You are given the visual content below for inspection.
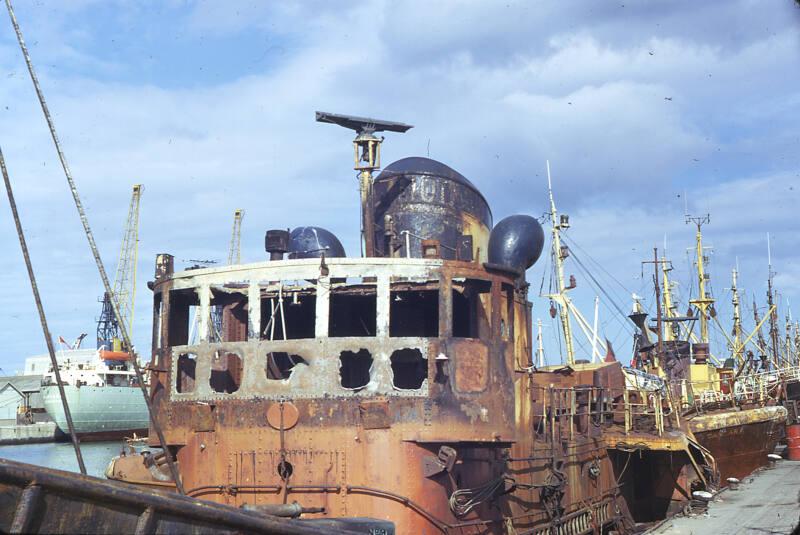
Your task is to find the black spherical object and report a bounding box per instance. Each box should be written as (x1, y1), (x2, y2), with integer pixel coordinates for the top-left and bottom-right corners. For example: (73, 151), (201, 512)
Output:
(287, 226), (346, 259)
(488, 215), (545, 274)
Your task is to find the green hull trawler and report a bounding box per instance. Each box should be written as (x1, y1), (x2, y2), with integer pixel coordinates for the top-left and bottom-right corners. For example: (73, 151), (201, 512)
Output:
(41, 349), (149, 439)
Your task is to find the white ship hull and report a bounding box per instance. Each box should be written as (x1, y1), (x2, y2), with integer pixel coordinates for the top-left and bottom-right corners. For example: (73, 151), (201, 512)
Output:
(42, 385), (149, 438)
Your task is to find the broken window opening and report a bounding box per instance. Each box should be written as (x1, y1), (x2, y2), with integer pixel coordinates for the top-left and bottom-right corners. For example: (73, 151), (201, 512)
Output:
(329, 283), (377, 337)
(339, 349), (373, 390)
(176, 352), (197, 393)
(152, 293), (163, 351)
(210, 351), (243, 394)
(265, 352), (308, 380)
(210, 305), (224, 343)
(390, 348), (428, 390)
(452, 279), (492, 338)
(211, 289), (249, 342)
(434, 356), (449, 385)
(261, 284), (317, 341)
(390, 288), (439, 337)
(501, 283), (514, 340)
(167, 289), (199, 346)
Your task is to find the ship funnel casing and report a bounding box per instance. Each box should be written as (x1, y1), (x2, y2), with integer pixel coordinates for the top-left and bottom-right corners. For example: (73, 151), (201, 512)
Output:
(287, 226), (346, 259)
(372, 157), (492, 261)
(265, 229), (290, 260)
(487, 214), (545, 274)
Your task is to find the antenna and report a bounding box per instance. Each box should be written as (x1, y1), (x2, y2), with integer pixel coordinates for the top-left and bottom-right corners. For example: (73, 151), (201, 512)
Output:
(685, 212), (710, 228)
(316, 111), (413, 257)
(767, 232), (772, 271)
(591, 296), (600, 363)
(683, 190), (688, 218)
(546, 159), (559, 218)
(315, 111), (413, 135)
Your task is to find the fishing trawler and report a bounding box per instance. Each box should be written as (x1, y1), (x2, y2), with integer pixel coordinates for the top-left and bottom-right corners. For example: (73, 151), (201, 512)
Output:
(105, 112), (717, 533)
(630, 217), (787, 483)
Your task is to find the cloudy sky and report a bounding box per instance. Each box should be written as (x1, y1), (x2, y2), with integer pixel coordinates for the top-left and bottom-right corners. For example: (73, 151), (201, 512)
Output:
(0, 0), (798, 372)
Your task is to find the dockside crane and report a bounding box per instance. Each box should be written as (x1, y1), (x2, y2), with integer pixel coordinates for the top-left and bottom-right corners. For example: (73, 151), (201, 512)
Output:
(228, 208), (244, 265)
(97, 184), (143, 351)
(205, 209), (245, 343)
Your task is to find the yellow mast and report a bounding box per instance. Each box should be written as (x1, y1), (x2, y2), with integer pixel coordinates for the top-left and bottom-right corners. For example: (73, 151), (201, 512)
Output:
(545, 161), (575, 366)
(687, 215), (713, 344)
(661, 257), (677, 342)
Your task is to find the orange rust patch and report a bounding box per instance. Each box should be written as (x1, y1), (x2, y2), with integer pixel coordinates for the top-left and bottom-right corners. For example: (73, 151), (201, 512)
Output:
(453, 340), (488, 393)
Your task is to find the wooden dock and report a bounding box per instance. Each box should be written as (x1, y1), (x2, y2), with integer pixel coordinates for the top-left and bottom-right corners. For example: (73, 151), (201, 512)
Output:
(648, 459), (800, 534)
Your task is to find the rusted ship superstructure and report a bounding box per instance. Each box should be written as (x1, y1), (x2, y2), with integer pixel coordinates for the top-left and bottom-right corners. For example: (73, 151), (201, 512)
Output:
(105, 113), (716, 533)
(630, 218), (788, 483)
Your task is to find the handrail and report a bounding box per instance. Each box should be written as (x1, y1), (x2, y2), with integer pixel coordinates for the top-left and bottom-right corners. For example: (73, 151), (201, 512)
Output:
(531, 383), (675, 438)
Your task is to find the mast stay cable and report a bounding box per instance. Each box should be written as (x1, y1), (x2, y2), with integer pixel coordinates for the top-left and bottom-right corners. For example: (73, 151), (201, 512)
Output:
(0, 147), (87, 474)
(4, 0), (184, 493)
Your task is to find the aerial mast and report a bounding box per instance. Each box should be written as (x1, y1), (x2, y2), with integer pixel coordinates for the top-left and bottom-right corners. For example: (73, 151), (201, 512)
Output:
(661, 256), (678, 341)
(753, 296), (769, 369)
(730, 267), (744, 365)
(785, 309), (793, 367)
(794, 321), (800, 367)
(766, 233), (782, 368)
(686, 214), (713, 344)
(537, 319), (545, 368)
(545, 161), (575, 366)
(641, 249), (670, 362)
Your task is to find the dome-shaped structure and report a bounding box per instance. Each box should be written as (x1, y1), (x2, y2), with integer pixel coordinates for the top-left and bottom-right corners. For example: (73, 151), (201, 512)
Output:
(488, 215), (545, 275)
(287, 226), (346, 259)
(372, 157), (492, 261)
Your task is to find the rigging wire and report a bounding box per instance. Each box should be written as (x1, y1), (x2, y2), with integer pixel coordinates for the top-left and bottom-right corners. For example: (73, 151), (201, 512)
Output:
(561, 234), (631, 297)
(562, 245), (632, 334)
(4, 0), (184, 493)
(0, 147), (86, 474)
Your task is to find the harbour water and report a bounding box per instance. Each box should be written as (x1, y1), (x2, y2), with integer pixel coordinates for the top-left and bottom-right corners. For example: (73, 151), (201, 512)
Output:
(0, 441), (122, 478)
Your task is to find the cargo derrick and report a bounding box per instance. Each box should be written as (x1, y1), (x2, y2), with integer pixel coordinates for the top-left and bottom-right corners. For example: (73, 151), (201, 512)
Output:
(110, 115), (711, 533)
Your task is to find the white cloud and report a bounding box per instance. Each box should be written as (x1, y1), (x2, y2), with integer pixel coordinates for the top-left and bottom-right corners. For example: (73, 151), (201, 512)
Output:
(0, 0), (798, 370)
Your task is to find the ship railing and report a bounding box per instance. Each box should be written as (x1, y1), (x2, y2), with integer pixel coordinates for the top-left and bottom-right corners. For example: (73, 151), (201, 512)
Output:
(677, 368), (795, 413)
(533, 384), (676, 440)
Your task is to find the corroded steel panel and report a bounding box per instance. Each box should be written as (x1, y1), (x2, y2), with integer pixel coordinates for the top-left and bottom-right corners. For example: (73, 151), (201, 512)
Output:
(122, 257), (712, 533)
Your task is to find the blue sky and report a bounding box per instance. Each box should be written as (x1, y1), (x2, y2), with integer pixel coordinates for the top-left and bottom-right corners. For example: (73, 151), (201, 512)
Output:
(0, 0), (799, 372)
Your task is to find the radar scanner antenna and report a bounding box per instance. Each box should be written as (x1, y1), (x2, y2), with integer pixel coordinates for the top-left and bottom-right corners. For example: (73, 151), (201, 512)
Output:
(316, 111), (413, 257)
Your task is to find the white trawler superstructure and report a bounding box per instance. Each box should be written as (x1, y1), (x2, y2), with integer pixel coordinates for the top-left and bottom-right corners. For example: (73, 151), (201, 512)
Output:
(40, 349), (148, 438)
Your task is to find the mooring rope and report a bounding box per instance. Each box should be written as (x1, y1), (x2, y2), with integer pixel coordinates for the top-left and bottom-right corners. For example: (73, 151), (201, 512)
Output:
(0, 147), (86, 474)
(4, 0), (184, 493)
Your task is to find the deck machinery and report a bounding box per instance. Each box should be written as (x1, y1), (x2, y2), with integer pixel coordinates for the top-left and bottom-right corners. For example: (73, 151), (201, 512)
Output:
(109, 114), (714, 534)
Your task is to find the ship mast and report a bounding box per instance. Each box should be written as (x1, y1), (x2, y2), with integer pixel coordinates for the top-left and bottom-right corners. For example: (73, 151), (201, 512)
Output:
(794, 321), (800, 367)
(686, 214), (713, 344)
(730, 267), (744, 365)
(545, 161), (575, 366)
(536, 319), (545, 368)
(785, 310), (793, 367)
(766, 233), (782, 368)
(661, 255), (678, 341)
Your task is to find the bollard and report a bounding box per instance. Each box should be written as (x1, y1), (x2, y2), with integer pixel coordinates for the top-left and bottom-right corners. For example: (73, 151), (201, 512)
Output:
(767, 453), (782, 469)
(726, 477), (740, 490)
